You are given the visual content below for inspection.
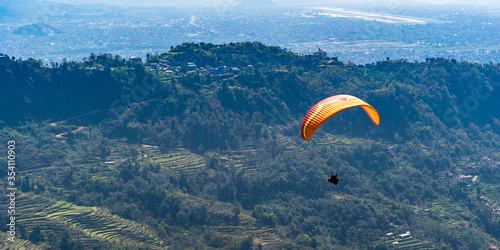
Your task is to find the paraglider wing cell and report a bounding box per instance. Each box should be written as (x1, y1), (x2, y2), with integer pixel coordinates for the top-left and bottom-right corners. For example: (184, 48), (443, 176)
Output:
(301, 95), (379, 141)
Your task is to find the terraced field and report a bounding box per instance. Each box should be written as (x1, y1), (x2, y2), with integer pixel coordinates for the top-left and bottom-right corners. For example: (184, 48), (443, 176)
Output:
(12, 135), (389, 248)
(315, 133), (368, 147)
(477, 181), (500, 205)
(384, 237), (433, 249)
(107, 139), (136, 162)
(174, 192), (283, 247)
(14, 195), (166, 249)
(0, 233), (42, 250)
(125, 145), (285, 246)
(429, 190), (500, 247)
(46, 132), (373, 181)
(146, 147), (206, 174)
(239, 214), (282, 245)
(210, 212), (282, 246)
(431, 199), (473, 227)
(226, 133), (368, 176)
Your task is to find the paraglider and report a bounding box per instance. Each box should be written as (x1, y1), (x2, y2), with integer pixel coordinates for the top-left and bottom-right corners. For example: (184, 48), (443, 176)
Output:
(328, 170), (339, 185)
(301, 94), (380, 185)
(301, 94), (380, 141)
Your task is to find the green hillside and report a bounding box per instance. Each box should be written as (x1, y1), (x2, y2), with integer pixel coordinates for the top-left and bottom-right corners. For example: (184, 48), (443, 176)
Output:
(0, 42), (499, 249)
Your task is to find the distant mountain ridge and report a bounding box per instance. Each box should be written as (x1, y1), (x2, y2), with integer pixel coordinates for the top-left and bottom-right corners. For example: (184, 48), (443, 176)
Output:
(0, 0), (39, 22)
(237, 0), (275, 8)
(0, 0), (69, 23)
(13, 23), (64, 36)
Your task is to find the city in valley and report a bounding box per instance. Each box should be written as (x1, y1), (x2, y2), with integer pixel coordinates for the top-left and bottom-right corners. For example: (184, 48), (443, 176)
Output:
(0, 0), (499, 64)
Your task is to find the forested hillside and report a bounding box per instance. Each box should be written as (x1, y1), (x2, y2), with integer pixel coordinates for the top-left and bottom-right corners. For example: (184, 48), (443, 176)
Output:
(0, 42), (499, 249)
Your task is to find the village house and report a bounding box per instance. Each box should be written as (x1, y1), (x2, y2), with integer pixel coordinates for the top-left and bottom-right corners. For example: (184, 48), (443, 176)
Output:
(464, 165), (479, 174)
(398, 231), (411, 240)
(481, 156), (491, 163)
(460, 157), (471, 165)
(187, 62), (197, 71)
(495, 207), (500, 216)
(84, 59), (95, 66)
(0, 55), (9, 62)
(129, 56), (142, 63)
(458, 174), (475, 184)
(148, 63), (160, 71)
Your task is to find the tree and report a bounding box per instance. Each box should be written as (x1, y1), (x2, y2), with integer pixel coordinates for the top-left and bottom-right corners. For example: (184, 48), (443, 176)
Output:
(60, 231), (75, 250)
(0, 157), (7, 178)
(340, 225), (347, 245)
(129, 147), (140, 160)
(21, 176), (31, 192)
(232, 207), (241, 225)
(29, 226), (44, 244)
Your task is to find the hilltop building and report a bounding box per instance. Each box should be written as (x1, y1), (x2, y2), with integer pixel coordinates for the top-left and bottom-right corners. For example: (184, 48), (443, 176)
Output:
(313, 48), (328, 60)
(294, 48), (328, 61)
(129, 56), (142, 63)
(0, 55), (9, 62)
(294, 48), (329, 66)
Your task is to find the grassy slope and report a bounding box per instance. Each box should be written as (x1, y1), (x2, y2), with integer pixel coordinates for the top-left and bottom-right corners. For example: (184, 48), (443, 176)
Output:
(14, 196), (165, 249)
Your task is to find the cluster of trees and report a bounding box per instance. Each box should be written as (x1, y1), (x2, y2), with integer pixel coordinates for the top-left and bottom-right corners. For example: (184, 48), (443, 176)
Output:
(159, 42), (294, 68)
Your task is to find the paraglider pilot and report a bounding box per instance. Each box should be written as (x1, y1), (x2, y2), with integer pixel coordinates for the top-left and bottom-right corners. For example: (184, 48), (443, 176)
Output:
(328, 170), (339, 185)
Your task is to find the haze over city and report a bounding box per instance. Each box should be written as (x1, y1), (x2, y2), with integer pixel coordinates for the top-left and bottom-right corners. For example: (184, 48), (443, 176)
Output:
(1, 0), (498, 64)
(40, 0), (500, 7)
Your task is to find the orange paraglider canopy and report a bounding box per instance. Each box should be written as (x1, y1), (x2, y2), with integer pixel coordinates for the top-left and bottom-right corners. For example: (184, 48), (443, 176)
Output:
(301, 95), (379, 141)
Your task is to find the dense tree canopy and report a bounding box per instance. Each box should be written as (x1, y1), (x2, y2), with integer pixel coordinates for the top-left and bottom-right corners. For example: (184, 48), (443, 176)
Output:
(0, 43), (499, 249)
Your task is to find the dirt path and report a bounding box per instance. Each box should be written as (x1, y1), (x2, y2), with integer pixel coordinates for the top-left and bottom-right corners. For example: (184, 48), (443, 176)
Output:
(49, 110), (103, 126)
(137, 144), (159, 159)
(55, 126), (85, 138)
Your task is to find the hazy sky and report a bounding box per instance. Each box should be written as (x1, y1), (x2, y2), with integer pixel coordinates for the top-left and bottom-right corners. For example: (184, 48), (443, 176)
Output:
(42, 0), (499, 7)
